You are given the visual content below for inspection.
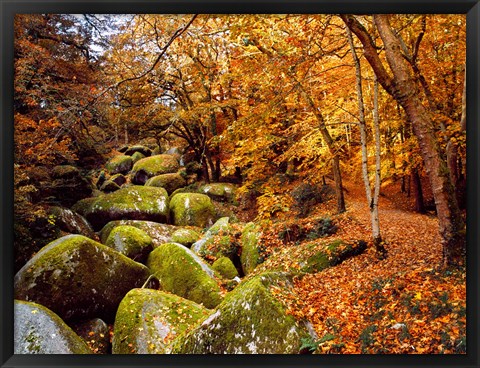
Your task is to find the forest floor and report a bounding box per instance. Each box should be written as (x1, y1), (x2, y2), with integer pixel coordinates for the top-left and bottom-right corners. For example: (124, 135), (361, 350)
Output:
(252, 179), (466, 354)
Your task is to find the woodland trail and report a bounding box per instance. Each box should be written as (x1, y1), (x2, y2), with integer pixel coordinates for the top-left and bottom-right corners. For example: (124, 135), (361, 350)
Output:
(292, 182), (464, 354)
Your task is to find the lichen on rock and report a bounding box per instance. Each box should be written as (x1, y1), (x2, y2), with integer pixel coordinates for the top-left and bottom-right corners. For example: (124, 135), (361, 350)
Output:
(14, 300), (90, 354)
(170, 272), (313, 354)
(14, 234), (152, 322)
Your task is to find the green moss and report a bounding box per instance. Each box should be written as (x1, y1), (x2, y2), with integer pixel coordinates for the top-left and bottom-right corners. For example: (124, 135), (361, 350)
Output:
(171, 228), (201, 247)
(212, 257), (238, 279)
(14, 234), (151, 322)
(300, 240), (367, 273)
(146, 243), (222, 309)
(130, 151), (145, 164)
(132, 154), (180, 177)
(71, 186), (169, 230)
(105, 225), (154, 263)
(145, 173), (186, 195)
(169, 193), (216, 228)
(112, 288), (209, 354)
(99, 220), (177, 248)
(240, 222), (262, 275)
(105, 155), (133, 175)
(171, 272), (310, 354)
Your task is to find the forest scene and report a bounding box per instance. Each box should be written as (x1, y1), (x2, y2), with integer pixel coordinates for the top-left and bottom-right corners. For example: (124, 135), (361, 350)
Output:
(13, 13), (467, 355)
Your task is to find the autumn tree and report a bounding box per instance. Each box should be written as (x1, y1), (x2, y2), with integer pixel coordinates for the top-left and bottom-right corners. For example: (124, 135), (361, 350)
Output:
(342, 14), (465, 266)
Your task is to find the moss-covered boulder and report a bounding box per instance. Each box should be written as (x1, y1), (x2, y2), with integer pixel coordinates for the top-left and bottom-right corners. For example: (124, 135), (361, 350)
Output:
(131, 155), (180, 185)
(130, 151), (145, 164)
(146, 243), (223, 308)
(48, 206), (96, 240)
(212, 257), (239, 279)
(104, 225), (154, 263)
(300, 240), (367, 273)
(171, 228), (202, 248)
(170, 272), (313, 354)
(125, 145), (152, 157)
(112, 288), (210, 354)
(169, 193), (216, 228)
(99, 220), (177, 248)
(14, 300), (90, 354)
(72, 186), (169, 231)
(145, 173), (186, 195)
(105, 155), (133, 175)
(14, 235), (152, 322)
(240, 222), (263, 275)
(199, 183), (237, 203)
(71, 318), (110, 354)
(100, 180), (121, 193)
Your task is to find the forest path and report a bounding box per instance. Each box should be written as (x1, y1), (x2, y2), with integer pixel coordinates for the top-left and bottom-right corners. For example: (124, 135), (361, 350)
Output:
(293, 181), (452, 353)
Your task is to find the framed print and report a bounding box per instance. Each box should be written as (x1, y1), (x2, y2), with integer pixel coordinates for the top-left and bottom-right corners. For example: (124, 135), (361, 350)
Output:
(1, 1), (479, 367)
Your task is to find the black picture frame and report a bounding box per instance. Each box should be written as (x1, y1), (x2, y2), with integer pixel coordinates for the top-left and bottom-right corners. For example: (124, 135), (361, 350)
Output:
(1, 1), (478, 367)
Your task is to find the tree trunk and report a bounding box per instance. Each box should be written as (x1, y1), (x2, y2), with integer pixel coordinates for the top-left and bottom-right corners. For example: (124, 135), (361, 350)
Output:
(347, 27), (385, 257)
(342, 14), (465, 266)
(296, 82), (346, 213)
(412, 168), (426, 214)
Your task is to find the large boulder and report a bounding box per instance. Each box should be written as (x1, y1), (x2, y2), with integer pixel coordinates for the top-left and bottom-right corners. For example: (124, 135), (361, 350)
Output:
(131, 155), (180, 185)
(72, 186), (169, 231)
(171, 228), (202, 248)
(14, 300), (90, 354)
(105, 225), (154, 263)
(47, 206), (96, 240)
(169, 193), (216, 228)
(99, 220), (177, 248)
(105, 155), (133, 175)
(146, 243), (223, 309)
(112, 288), (210, 354)
(170, 272), (314, 354)
(145, 173), (186, 195)
(240, 222), (263, 275)
(199, 183), (237, 203)
(14, 234), (152, 322)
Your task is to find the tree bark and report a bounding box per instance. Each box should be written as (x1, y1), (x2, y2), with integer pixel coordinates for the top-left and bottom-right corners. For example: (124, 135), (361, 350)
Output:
(412, 168), (426, 214)
(342, 14), (465, 266)
(346, 27), (385, 257)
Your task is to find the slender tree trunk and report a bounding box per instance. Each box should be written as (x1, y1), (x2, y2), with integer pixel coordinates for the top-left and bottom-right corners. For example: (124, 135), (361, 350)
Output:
(342, 14), (465, 266)
(296, 83), (346, 213)
(347, 27), (386, 258)
(372, 76), (386, 256)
